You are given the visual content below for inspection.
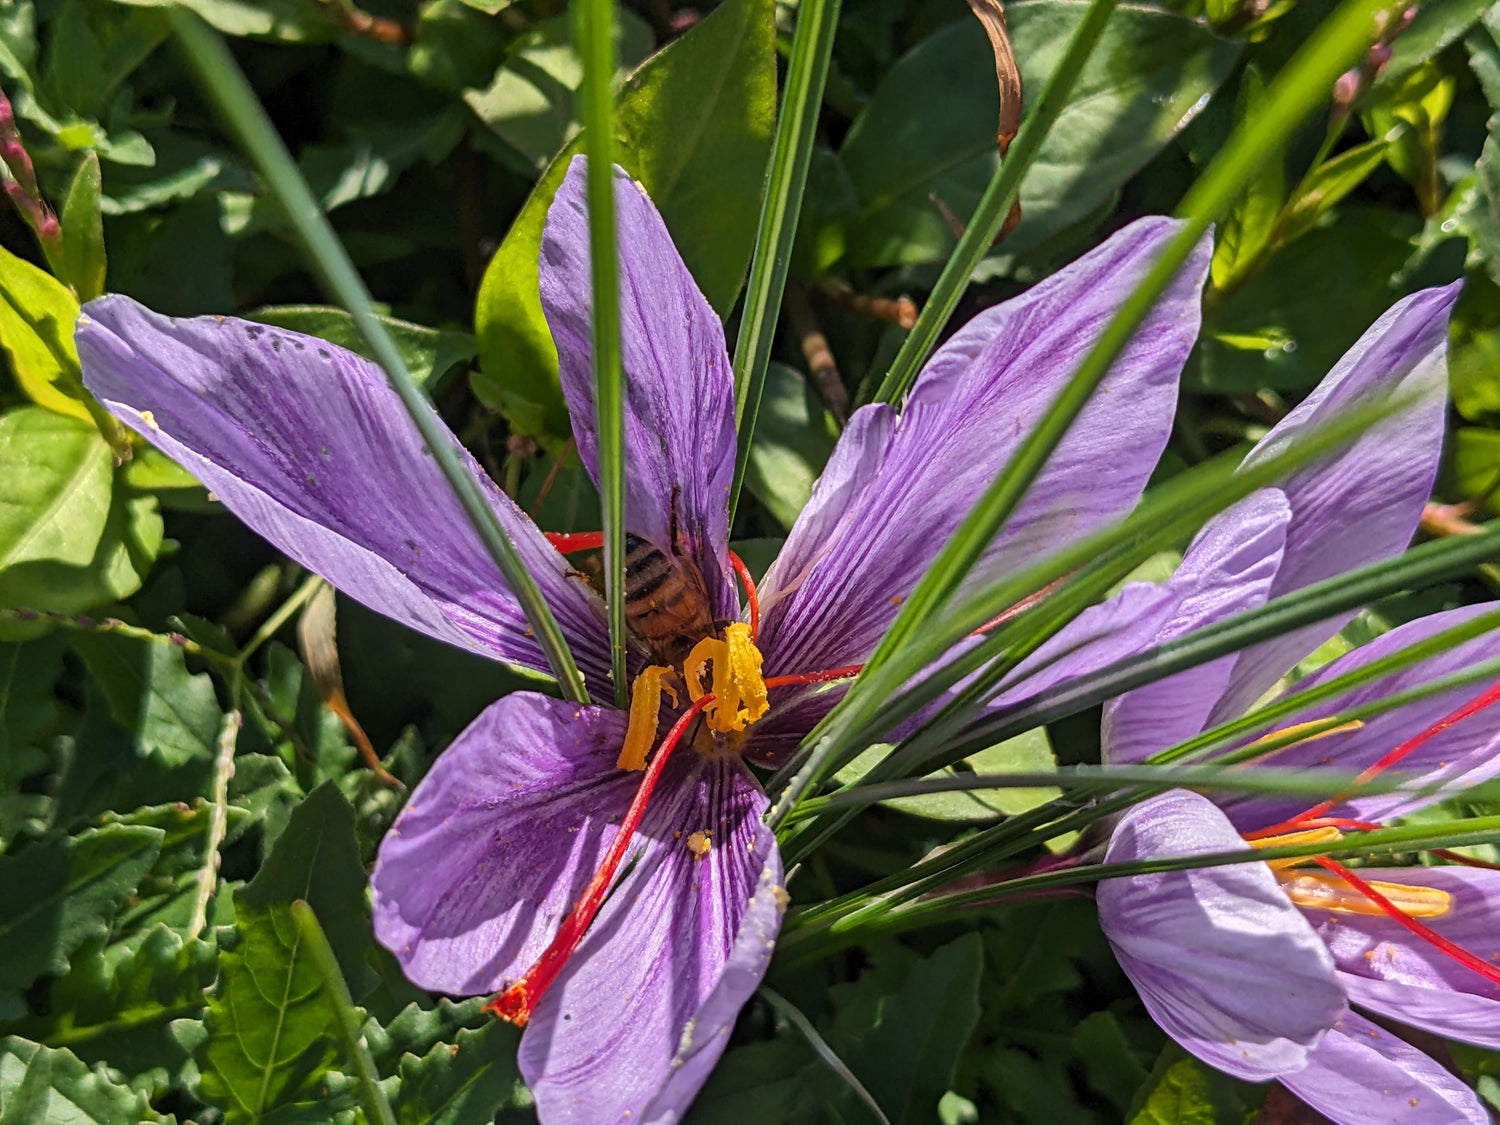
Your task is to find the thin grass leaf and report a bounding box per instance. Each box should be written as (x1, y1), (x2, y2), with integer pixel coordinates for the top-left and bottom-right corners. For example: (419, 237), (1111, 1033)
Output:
(290, 900), (397, 1125)
(759, 987), (892, 1125)
(577, 0), (629, 707)
(869, 0), (1118, 406)
(728, 0), (841, 521)
(165, 10), (592, 705)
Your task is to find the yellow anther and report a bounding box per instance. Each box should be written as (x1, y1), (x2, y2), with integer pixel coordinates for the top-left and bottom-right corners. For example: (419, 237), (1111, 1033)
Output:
(1278, 871), (1452, 918)
(618, 665), (678, 771)
(1249, 719), (1364, 758)
(684, 623), (768, 735)
(1248, 827), (1346, 871)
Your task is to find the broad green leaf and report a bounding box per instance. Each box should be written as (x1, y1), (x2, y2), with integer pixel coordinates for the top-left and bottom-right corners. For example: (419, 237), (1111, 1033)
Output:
(473, 0), (775, 443)
(1209, 67), (1284, 292)
(37, 0), (167, 122)
(0, 408), (160, 620)
(1376, 0), (1493, 91)
(249, 305), (477, 393)
(1279, 134), (1392, 243)
(681, 1040), (812, 1125)
(829, 934), (983, 1125)
(743, 361), (838, 530)
(1450, 275), (1500, 424)
(1191, 208), (1417, 392)
(0, 1036), (163, 1123)
(73, 633), (221, 769)
(389, 1020), (521, 1125)
(198, 784), (374, 1124)
(0, 246), (89, 420)
(1453, 426), (1500, 513)
(114, 0), (340, 42)
(834, 5), (1240, 269)
(1125, 1048), (1262, 1125)
(3, 924), (216, 1093)
(0, 824), (163, 991)
(60, 150), (106, 302)
(464, 10), (653, 170)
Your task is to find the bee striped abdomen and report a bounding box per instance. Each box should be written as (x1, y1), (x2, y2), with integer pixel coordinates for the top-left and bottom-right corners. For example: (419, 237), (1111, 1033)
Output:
(623, 533), (715, 667)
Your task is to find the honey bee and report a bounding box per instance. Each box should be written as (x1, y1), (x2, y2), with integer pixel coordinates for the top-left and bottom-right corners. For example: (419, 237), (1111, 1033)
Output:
(621, 532), (716, 668)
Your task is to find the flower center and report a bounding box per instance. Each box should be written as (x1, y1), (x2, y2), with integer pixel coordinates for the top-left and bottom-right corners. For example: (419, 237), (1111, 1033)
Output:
(1247, 827), (1452, 918)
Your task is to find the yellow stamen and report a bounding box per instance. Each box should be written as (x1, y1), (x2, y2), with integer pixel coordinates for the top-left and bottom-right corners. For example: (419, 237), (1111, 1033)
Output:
(684, 623), (768, 734)
(1248, 826), (1346, 871)
(1249, 718), (1364, 759)
(618, 665), (678, 771)
(1278, 872), (1452, 918)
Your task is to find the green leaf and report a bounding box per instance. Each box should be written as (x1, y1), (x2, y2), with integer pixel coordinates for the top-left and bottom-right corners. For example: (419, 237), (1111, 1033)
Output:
(834, 5), (1239, 269)
(60, 151), (107, 303)
(248, 306), (477, 393)
(1375, 0), (1493, 90)
(198, 783), (375, 1124)
(388, 1020), (521, 1125)
(114, 0), (339, 42)
(464, 10), (653, 170)
(473, 0), (775, 442)
(1280, 134), (1392, 243)
(1451, 275), (1500, 425)
(1125, 1048), (1262, 1125)
(1453, 426), (1500, 513)
(830, 934), (983, 1125)
(1209, 67), (1285, 292)
(742, 362), (838, 529)
(3, 924), (216, 1093)
(1192, 208), (1418, 392)
(0, 1036), (164, 1123)
(0, 246), (90, 420)
(72, 632), (221, 770)
(0, 824), (164, 991)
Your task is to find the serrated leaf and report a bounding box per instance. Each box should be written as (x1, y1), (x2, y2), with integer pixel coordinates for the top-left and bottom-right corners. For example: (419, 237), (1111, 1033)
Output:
(198, 784), (375, 1125)
(0, 1036), (164, 1123)
(0, 246), (89, 420)
(72, 632), (220, 769)
(0, 824), (163, 991)
(473, 0), (775, 442)
(390, 1019), (521, 1125)
(2, 924), (215, 1093)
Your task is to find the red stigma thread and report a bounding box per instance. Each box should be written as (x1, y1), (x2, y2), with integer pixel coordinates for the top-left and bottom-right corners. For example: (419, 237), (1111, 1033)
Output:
(729, 552), (760, 640)
(1312, 856), (1500, 988)
(1277, 677), (1500, 829)
(487, 693), (715, 1027)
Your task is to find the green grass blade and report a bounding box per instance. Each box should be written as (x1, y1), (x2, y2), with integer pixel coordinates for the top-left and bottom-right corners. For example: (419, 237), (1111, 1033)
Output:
(728, 0), (841, 522)
(869, 0), (1119, 406)
(167, 10), (592, 704)
(577, 0), (629, 708)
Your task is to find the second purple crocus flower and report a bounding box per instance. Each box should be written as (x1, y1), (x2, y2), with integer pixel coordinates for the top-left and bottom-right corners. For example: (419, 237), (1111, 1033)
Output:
(1087, 282), (1500, 1122)
(75, 158), (1213, 1123)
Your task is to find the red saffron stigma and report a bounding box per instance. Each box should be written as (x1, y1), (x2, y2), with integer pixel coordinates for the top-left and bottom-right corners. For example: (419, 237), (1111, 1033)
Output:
(544, 531), (605, 554)
(1430, 849), (1500, 872)
(1312, 856), (1500, 988)
(765, 666), (865, 688)
(486, 693), (715, 1027)
(728, 551), (760, 640)
(1277, 677), (1500, 829)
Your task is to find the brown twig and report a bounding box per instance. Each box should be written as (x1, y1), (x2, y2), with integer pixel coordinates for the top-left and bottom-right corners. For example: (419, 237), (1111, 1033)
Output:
(788, 283), (848, 424)
(815, 278), (918, 332)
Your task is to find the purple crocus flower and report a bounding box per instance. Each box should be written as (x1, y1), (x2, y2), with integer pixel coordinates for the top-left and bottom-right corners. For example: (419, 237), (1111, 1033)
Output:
(76, 158), (1210, 1123)
(1085, 283), (1500, 1121)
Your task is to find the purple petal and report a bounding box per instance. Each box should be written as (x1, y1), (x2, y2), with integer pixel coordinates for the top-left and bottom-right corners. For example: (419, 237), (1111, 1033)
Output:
(755, 217), (1210, 680)
(1206, 285), (1460, 727)
(1100, 489), (1292, 765)
(541, 158), (739, 621)
(1217, 604), (1500, 831)
(1307, 866), (1500, 1051)
(1280, 1011), (1489, 1125)
(77, 296), (609, 688)
(371, 693), (637, 994)
(1096, 790), (1345, 1081)
(519, 755), (782, 1125)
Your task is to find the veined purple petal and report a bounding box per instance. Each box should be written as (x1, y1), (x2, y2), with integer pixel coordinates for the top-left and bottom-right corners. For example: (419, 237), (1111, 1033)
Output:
(371, 693), (637, 994)
(541, 158), (739, 621)
(1217, 604), (1500, 832)
(520, 754), (782, 1125)
(1101, 489), (1292, 765)
(1096, 790), (1345, 1081)
(1206, 284), (1460, 727)
(1280, 1011), (1489, 1125)
(1308, 866), (1500, 1051)
(755, 218), (1209, 681)
(77, 296), (610, 688)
